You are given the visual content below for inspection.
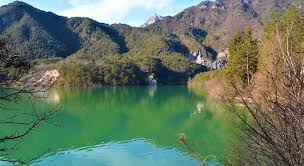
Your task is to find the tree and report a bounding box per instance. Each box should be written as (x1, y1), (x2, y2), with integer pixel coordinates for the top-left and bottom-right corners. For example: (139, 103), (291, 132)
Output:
(226, 28), (259, 86)
(0, 39), (59, 164)
(225, 6), (304, 166)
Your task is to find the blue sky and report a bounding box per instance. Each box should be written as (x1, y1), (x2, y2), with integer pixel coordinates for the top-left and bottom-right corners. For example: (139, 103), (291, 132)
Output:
(0, 0), (204, 26)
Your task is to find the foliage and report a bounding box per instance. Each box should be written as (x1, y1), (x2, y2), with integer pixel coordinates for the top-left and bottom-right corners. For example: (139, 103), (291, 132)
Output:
(225, 28), (259, 86)
(159, 53), (199, 73)
(0, 39), (30, 83)
(188, 28), (259, 97)
(2, 0), (298, 60)
(225, 6), (304, 166)
(262, 5), (304, 63)
(187, 70), (224, 98)
(68, 18), (124, 58)
(0, 38), (59, 164)
(0, 2), (81, 58)
(58, 53), (203, 86)
(58, 59), (145, 87)
(1, 1), (300, 87)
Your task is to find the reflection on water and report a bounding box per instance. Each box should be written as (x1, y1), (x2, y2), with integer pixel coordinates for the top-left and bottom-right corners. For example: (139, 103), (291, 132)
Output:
(148, 86), (157, 97)
(196, 101), (205, 114)
(1, 86), (237, 165)
(32, 139), (199, 166)
(47, 90), (61, 104)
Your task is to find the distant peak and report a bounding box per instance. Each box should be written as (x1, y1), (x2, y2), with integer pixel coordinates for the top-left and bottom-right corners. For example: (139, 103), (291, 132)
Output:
(141, 14), (164, 27)
(6, 1), (33, 7)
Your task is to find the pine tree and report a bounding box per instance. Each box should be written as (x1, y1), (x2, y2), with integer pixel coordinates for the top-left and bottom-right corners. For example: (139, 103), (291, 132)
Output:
(226, 28), (259, 86)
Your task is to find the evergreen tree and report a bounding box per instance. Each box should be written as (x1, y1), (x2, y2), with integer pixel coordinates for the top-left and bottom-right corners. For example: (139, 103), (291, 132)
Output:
(226, 28), (259, 86)
(263, 5), (304, 61)
(227, 6), (304, 165)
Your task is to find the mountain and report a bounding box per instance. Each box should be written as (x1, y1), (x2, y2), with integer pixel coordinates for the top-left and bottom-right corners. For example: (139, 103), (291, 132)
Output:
(0, 1), (186, 59)
(0, 1), (134, 59)
(0, 0), (301, 60)
(0, 0), (302, 82)
(0, 1), (81, 58)
(145, 0), (300, 52)
(141, 14), (164, 27)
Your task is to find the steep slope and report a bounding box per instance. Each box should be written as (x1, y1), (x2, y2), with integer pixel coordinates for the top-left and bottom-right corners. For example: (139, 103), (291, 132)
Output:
(113, 23), (189, 56)
(146, 0), (299, 52)
(0, 1), (81, 58)
(67, 17), (128, 58)
(0, 1), (189, 60)
(0, 1), (129, 59)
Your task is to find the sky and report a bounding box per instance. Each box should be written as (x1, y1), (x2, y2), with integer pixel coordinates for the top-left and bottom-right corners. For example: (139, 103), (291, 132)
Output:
(0, 0), (203, 26)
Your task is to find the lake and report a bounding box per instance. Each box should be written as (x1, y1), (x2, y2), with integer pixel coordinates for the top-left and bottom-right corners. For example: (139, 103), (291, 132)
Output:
(0, 86), (237, 166)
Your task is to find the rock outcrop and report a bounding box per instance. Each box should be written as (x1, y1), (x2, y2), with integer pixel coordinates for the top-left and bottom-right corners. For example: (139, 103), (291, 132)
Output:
(24, 69), (60, 87)
(188, 49), (228, 71)
(199, 1), (225, 10)
(141, 14), (164, 27)
(148, 74), (157, 86)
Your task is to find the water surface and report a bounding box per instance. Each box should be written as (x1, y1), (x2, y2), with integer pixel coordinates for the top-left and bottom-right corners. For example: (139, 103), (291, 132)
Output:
(1, 86), (237, 166)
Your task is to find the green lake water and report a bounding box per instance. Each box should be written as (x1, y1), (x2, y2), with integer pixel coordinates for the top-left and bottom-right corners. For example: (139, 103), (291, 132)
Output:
(0, 86), (237, 166)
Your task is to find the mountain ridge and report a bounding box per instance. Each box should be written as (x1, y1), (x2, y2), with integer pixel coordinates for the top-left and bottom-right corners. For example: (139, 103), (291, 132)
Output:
(145, 0), (300, 52)
(0, 1), (191, 59)
(0, 0), (302, 85)
(0, 0), (301, 60)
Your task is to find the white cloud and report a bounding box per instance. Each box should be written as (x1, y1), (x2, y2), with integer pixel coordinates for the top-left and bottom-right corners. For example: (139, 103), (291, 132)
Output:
(59, 0), (174, 26)
(0, 0), (11, 7)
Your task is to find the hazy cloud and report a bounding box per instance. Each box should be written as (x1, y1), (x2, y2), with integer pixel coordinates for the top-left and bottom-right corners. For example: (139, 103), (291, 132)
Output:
(59, 0), (174, 26)
(0, 0), (11, 7)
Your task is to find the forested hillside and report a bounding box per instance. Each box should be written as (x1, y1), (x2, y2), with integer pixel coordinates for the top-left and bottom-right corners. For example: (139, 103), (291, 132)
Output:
(0, 0), (301, 86)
